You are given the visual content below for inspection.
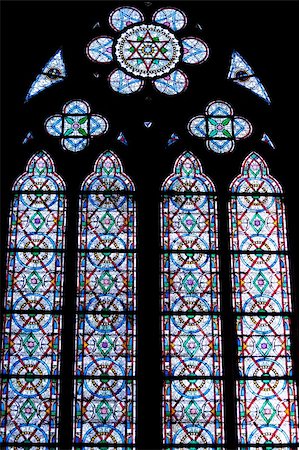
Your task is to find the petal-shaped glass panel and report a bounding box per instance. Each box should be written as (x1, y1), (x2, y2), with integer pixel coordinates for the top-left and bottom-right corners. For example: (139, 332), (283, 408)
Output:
(207, 100), (233, 116)
(63, 99), (90, 114)
(187, 115), (206, 138)
(234, 117), (253, 140)
(181, 37), (209, 64)
(45, 115), (63, 136)
(208, 139), (235, 154)
(89, 115), (109, 135)
(152, 7), (187, 31)
(153, 70), (188, 96)
(86, 36), (114, 63)
(109, 6), (144, 31)
(228, 50), (271, 104)
(109, 69), (144, 95)
(25, 49), (66, 102)
(62, 137), (88, 152)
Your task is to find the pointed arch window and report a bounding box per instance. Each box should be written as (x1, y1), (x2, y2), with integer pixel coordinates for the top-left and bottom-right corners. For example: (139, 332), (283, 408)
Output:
(161, 151), (225, 447)
(0, 151), (66, 446)
(73, 151), (136, 447)
(229, 152), (299, 446)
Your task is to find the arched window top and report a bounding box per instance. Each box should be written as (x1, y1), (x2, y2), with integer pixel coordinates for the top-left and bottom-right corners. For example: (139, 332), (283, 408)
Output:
(12, 150), (66, 191)
(162, 150), (215, 192)
(74, 152), (136, 446)
(81, 150), (135, 191)
(230, 151), (282, 194)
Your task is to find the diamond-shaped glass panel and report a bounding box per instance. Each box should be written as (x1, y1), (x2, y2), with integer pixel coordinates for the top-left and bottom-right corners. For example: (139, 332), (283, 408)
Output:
(98, 271), (115, 293)
(182, 273), (199, 294)
(97, 335), (114, 356)
(250, 212), (265, 234)
(256, 336), (272, 357)
(259, 399), (276, 424)
(29, 211), (46, 232)
(185, 400), (202, 423)
(95, 399), (113, 422)
(20, 398), (37, 423)
(253, 271), (269, 294)
(23, 332), (40, 356)
(181, 214), (197, 233)
(99, 212), (115, 233)
(27, 270), (43, 291)
(183, 335), (200, 357)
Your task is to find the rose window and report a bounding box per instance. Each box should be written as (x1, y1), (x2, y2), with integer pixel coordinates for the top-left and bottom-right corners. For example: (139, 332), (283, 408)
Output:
(115, 24), (181, 78)
(86, 6), (210, 95)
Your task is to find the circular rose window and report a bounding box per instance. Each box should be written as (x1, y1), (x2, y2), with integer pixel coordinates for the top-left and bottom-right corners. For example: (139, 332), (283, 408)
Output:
(115, 24), (181, 78)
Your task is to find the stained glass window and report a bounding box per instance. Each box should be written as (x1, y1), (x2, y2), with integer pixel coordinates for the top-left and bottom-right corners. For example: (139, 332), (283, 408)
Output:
(86, 6), (209, 95)
(188, 100), (252, 154)
(229, 152), (299, 447)
(227, 50), (271, 105)
(261, 133), (276, 150)
(161, 151), (225, 447)
(0, 151), (66, 446)
(25, 49), (66, 102)
(45, 100), (109, 152)
(73, 151), (136, 448)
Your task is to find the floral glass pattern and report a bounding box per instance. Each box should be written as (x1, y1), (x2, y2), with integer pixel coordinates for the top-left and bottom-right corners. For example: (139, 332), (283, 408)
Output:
(25, 49), (66, 102)
(86, 7), (209, 95)
(229, 152), (299, 446)
(161, 152), (225, 446)
(0, 151), (66, 446)
(188, 100), (252, 154)
(73, 151), (136, 448)
(228, 50), (271, 105)
(45, 99), (109, 152)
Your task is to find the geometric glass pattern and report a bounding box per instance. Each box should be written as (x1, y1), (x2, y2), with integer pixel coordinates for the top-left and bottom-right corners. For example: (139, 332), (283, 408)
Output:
(117, 131), (128, 146)
(86, 6), (209, 95)
(45, 100), (109, 152)
(188, 100), (252, 154)
(72, 151), (136, 448)
(114, 24), (181, 78)
(22, 131), (34, 145)
(0, 151), (66, 446)
(152, 7), (187, 31)
(25, 49), (66, 102)
(167, 132), (180, 147)
(227, 50), (271, 105)
(161, 151), (225, 447)
(229, 152), (299, 446)
(261, 132), (276, 150)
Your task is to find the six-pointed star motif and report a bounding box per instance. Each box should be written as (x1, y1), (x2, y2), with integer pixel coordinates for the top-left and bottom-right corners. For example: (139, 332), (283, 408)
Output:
(115, 24), (181, 78)
(126, 29), (171, 71)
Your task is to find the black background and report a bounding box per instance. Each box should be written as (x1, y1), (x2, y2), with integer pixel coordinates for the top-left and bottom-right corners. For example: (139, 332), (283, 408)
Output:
(1, 1), (299, 449)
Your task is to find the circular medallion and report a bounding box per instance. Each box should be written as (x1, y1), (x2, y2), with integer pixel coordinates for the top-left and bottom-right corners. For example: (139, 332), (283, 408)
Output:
(9, 357), (50, 397)
(84, 359), (125, 398)
(115, 24), (181, 78)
